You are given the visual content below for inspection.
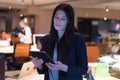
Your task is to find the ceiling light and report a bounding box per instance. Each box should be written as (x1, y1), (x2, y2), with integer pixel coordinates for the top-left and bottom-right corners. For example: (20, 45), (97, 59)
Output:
(104, 17), (107, 21)
(8, 6), (11, 9)
(105, 6), (109, 12)
(20, 14), (23, 17)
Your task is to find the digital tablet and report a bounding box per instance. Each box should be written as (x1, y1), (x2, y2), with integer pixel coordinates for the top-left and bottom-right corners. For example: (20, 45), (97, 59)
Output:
(31, 51), (54, 64)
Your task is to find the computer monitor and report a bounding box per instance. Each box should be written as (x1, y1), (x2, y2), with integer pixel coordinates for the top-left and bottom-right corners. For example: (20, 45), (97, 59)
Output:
(33, 34), (46, 46)
(0, 54), (5, 80)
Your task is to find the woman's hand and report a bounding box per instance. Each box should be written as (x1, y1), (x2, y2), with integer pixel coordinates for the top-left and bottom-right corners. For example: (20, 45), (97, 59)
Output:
(46, 61), (68, 72)
(32, 57), (44, 70)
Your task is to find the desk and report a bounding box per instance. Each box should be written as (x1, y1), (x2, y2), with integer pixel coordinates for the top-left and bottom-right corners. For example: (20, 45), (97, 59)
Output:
(83, 76), (120, 80)
(0, 45), (40, 70)
(88, 62), (120, 80)
(0, 46), (13, 54)
(94, 76), (120, 80)
(5, 69), (44, 80)
(5, 69), (120, 80)
(0, 45), (39, 54)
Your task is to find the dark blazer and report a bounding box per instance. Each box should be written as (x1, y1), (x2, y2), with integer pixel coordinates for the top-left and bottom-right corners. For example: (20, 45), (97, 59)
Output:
(37, 33), (88, 80)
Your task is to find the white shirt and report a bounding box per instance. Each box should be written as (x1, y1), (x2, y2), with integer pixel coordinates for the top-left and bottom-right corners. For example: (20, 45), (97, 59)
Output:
(20, 26), (32, 44)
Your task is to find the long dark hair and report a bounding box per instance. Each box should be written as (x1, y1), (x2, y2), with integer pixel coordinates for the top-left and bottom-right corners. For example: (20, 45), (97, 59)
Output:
(50, 3), (74, 46)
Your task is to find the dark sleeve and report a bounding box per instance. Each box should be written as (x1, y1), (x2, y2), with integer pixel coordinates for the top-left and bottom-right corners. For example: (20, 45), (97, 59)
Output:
(67, 34), (88, 76)
(37, 64), (47, 74)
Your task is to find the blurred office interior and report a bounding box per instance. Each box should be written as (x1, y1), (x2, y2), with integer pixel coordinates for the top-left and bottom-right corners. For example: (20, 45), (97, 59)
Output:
(0, 0), (120, 80)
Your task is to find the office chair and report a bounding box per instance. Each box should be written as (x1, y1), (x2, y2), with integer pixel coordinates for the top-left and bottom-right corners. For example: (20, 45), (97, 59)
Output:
(11, 43), (31, 70)
(11, 36), (20, 45)
(86, 45), (100, 62)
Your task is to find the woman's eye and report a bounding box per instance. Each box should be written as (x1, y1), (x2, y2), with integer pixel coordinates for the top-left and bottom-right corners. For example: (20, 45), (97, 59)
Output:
(61, 18), (66, 20)
(54, 16), (66, 21)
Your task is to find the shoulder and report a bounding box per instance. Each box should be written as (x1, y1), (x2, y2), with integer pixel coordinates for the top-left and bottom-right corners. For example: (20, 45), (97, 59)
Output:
(74, 32), (84, 39)
(73, 32), (86, 44)
(25, 26), (31, 30)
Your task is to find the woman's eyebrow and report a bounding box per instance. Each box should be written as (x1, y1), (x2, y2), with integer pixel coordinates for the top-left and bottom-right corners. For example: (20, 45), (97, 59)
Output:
(54, 14), (66, 17)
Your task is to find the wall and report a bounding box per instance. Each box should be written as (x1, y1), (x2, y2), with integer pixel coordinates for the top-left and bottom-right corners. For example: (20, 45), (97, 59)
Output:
(14, 6), (120, 34)
(10, 6), (52, 34)
(74, 8), (120, 27)
(23, 6), (53, 34)
(12, 14), (20, 30)
(0, 16), (6, 31)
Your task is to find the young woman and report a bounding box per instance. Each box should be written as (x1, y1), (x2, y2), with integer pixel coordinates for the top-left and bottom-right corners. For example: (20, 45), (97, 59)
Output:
(32, 3), (88, 80)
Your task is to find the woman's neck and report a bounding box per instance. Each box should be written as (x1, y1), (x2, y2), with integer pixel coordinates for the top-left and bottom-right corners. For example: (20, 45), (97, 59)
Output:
(57, 30), (65, 40)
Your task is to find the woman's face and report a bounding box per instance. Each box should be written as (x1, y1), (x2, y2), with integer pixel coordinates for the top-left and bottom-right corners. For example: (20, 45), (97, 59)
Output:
(19, 21), (26, 28)
(54, 10), (68, 31)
